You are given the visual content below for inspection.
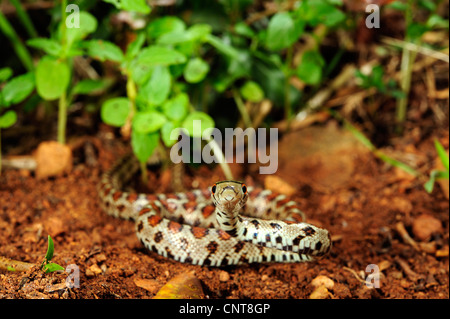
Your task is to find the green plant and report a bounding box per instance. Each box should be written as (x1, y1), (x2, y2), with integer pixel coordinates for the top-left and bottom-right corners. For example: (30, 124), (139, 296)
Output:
(355, 65), (404, 98)
(41, 235), (64, 273)
(386, 0), (449, 131)
(99, 13), (226, 180)
(0, 68), (35, 174)
(424, 140), (449, 193)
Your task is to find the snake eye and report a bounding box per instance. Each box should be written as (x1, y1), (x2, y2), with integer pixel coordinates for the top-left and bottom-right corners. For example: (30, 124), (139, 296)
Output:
(211, 184), (217, 194)
(242, 184), (247, 194)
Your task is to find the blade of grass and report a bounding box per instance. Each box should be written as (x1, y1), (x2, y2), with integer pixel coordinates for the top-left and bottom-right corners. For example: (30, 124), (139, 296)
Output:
(329, 109), (419, 177)
(8, 0), (38, 38)
(0, 10), (34, 71)
(434, 139), (449, 171)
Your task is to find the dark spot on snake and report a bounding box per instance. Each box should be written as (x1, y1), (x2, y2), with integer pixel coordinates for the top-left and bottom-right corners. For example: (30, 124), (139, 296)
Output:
(202, 205), (215, 218)
(251, 220), (260, 229)
(276, 198), (291, 208)
(275, 236), (283, 244)
(184, 256), (193, 264)
(147, 214), (162, 226)
(154, 231), (163, 243)
(233, 241), (245, 253)
(137, 221), (143, 232)
(242, 228), (248, 237)
(270, 223), (282, 231)
(315, 241), (322, 252)
(203, 258), (211, 266)
(303, 226), (316, 236)
(206, 241), (218, 254)
(226, 228), (238, 237)
(139, 207), (152, 216)
(112, 191), (123, 201)
(293, 235), (305, 246)
(265, 234), (271, 242)
(191, 226), (208, 238)
(168, 221), (183, 233)
(117, 204), (125, 212)
(126, 193), (138, 203)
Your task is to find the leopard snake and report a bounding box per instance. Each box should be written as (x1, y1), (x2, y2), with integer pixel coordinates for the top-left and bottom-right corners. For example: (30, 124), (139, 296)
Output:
(98, 154), (332, 266)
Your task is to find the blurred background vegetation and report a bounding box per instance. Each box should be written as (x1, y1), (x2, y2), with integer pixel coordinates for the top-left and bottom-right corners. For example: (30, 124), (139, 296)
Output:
(0, 0), (448, 185)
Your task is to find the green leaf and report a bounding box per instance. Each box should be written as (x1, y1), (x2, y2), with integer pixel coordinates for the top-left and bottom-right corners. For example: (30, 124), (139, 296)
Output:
(205, 34), (240, 59)
(2, 72), (35, 105)
(0, 67), (13, 83)
(43, 263), (65, 273)
(65, 11), (97, 47)
(131, 130), (159, 163)
(45, 235), (54, 262)
(161, 121), (178, 147)
(240, 81), (264, 102)
(186, 24), (212, 42)
(162, 93), (189, 122)
(125, 32), (146, 60)
(266, 12), (303, 51)
(27, 38), (62, 56)
(72, 79), (111, 95)
(0, 110), (17, 129)
(147, 16), (186, 39)
(140, 66), (171, 106)
(296, 1), (345, 27)
(406, 22), (429, 41)
(35, 56), (70, 100)
(434, 139), (449, 171)
(83, 40), (124, 62)
(157, 30), (192, 45)
(183, 58), (209, 83)
(234, 22), (255, 38)
(101, 97), (131, 127)
(132, 111), (167, 133)
(121, 0), (151, 14)
(181, 111), (215, 138)
(296, 50), (325, 85)
(426, 14), (449, 29)
(137, 46), (187, 66)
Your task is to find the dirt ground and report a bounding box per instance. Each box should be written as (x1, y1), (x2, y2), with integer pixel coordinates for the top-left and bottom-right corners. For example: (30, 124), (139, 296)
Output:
(0, 118), (448, 300)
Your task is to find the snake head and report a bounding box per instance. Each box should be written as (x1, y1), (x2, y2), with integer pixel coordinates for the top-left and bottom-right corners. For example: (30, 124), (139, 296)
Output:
(211, 181), (248, 213)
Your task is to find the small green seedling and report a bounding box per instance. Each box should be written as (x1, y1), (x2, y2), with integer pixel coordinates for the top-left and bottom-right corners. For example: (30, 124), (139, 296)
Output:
(41, 235), (64, 273)
(424, 140), (449, 193)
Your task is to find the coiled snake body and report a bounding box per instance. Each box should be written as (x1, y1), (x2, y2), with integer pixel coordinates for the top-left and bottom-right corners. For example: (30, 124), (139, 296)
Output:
(98, 155), (331, 266)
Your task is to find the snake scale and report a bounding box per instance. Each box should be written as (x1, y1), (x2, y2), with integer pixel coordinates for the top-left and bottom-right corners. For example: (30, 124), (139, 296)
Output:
(98, 154), (332, 266)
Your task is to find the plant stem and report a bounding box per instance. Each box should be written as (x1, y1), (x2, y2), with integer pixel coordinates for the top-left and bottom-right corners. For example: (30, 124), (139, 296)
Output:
(0, 10), (34, 71)
(140, 160), (148, 184)
(232, 88), (253, 128)
(57, 91), (67, 144)
(395, 0), (416, 133)
(205, 135), (234, 180)
(57, 0), (68, 144)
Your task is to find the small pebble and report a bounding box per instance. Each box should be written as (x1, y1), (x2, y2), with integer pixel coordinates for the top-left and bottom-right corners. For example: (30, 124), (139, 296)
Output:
(311, 275), (334, 290)
(412, 214), (443, 241)
(219, 270), (230, 282)
(309, 285), (331, 299)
